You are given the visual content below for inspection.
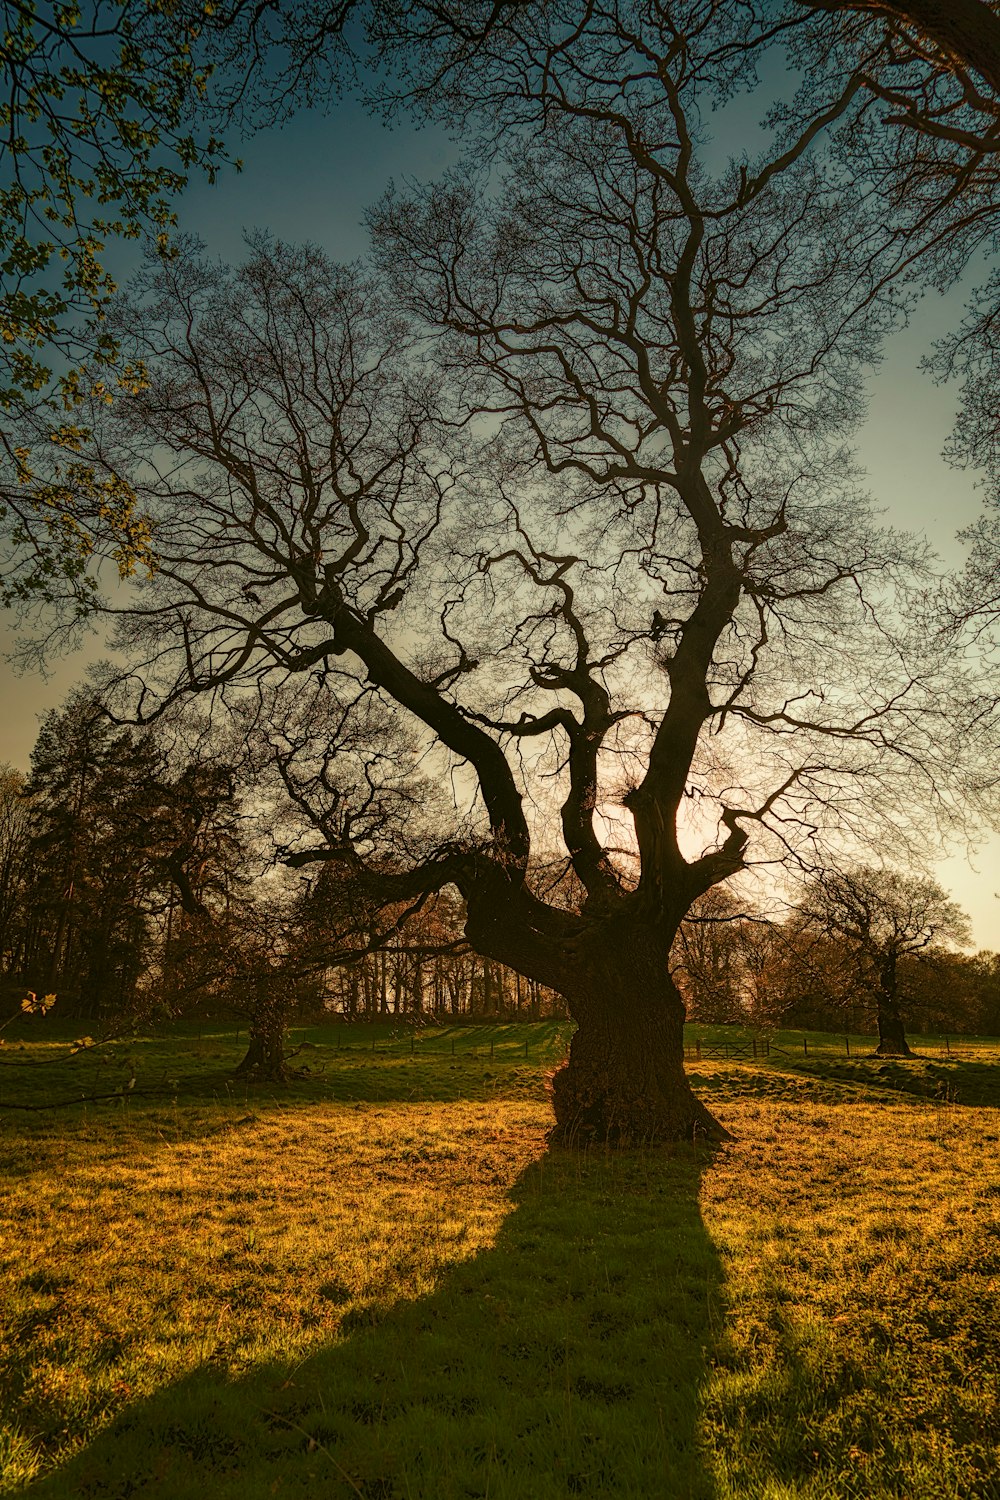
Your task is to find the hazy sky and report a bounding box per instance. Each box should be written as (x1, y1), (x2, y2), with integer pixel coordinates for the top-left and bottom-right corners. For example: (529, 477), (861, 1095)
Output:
(2, 84), (998, 947)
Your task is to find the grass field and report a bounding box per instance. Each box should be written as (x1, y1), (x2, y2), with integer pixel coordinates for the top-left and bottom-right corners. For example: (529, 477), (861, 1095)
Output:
(1, 1019), (999, 1498)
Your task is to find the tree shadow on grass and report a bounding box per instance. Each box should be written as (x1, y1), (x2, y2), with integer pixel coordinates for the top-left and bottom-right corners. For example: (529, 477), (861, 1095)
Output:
(22, 1145), (723, 1500)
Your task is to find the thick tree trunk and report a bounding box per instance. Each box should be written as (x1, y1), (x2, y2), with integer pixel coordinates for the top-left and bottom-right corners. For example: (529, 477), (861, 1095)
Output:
(234, 980), (289, 1082)
(464, 887), (727, 1145)
(873, 955), (914, 1057)
(874, 1004), (914, 1057)
(235, 1022), (288, 1081)
(552, 965), (729, 1144)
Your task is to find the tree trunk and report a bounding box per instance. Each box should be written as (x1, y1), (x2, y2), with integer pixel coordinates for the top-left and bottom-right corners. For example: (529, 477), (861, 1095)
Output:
(234, 980), (289, 1082)
(552, 964), (728, 1144)
(875, 1002), (914, 1057)
(874, 954), (914, 1057)
(475, 909), (723, 1142)
(235, 1020), (288, 1082)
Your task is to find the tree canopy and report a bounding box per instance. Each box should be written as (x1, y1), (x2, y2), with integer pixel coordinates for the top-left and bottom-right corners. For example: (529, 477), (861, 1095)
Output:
(12, 0), (1000, 1140)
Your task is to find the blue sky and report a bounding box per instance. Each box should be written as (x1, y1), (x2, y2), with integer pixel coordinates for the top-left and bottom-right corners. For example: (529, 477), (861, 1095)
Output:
(0, 96), (457, 753)
(2, 84), (998, 948)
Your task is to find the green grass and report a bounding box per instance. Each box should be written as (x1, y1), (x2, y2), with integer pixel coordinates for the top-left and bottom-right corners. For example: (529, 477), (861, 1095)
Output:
(1, 1020), (999, 1497)
(687, 1021), (998, 1057)
(0, 1018), (573, 1114)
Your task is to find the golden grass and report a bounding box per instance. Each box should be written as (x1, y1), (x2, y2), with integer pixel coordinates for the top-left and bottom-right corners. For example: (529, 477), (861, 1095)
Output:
(1, 1100), (547, 1480)
(0, 1042), (998, 1497)
(701, 1085), (1000, 1499)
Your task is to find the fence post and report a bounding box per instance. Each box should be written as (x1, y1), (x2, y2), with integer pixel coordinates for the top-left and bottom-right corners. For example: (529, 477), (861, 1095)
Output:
(846, 1036), (851, 1057)
(765, 1038), (770, 1057)
(946, 1035), (951, 1057)
(803, 1037), (808, 1056)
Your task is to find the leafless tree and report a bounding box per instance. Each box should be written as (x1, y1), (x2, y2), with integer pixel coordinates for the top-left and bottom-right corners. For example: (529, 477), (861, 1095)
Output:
(70, 9), (983, 1143)
(776, 1), (1000, 730)
(797, 862), (972, 1053)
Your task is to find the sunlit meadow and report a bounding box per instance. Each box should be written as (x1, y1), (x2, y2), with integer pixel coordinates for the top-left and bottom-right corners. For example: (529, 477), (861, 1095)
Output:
(0, 1023), (998, 1498)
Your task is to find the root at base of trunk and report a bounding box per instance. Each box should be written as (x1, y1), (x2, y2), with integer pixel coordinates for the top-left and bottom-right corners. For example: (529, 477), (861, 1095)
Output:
(548, 1057), (732, 1147)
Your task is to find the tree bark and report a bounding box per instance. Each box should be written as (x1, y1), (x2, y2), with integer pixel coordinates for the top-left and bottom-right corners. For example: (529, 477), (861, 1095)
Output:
(234, 979), (289, 1082)
(552, 964), (729, 1145)
(235, 1023), (288, 1082)
(468, 895), (728, 1145)
(874, 1003), (915, 1056)
(804, 0), (1000, 101)
(873, 953), (915, 1056)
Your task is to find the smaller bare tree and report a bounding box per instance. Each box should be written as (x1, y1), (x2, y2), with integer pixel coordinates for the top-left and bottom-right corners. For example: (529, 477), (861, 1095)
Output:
(797, 864), (972, 1055)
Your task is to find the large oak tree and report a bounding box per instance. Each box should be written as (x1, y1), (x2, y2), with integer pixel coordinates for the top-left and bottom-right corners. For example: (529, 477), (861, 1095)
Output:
(79, 2), (978, 1143)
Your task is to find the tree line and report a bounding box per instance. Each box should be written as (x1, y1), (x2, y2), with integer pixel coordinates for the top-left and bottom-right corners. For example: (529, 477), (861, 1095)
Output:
(1, 688), (991, 1080)
(675, 879), (997, 1054)
(0, 690), (565, 1078)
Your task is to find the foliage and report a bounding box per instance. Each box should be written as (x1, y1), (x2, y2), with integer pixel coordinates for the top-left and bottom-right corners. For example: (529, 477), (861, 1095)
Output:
(17, 688), (164, 1015)
(0, 0), (231, 606)
(0, 689), (247, 1021)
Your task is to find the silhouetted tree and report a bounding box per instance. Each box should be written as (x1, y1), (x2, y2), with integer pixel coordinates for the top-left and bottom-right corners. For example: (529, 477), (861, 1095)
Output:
(82, 9), (974, 1145)
(19, 691), (167, 1016)
(797, 863), (972, 1054)
(0, 765), (30, 981)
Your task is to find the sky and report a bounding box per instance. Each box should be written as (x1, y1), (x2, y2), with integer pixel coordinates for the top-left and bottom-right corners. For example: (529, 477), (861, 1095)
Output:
(0, 97), (458, 751)
(2, 79), (999, 948)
